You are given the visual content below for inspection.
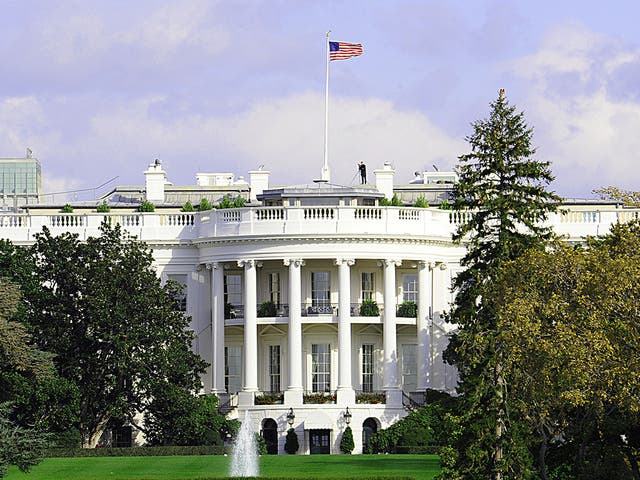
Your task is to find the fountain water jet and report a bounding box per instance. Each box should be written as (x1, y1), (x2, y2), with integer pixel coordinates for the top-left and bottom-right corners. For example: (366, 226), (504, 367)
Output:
(230, 410), (259, 477)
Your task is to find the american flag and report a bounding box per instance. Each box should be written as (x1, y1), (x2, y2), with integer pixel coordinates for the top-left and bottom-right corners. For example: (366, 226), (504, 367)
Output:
(329, 41), (363, 61)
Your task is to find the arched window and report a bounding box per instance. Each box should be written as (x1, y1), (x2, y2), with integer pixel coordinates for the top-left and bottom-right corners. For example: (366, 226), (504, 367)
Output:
(362, 417), (379, 453)
(261, 418), (278, 455)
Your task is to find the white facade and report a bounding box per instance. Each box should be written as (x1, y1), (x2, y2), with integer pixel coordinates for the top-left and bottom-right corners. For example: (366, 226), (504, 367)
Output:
(1, 165), (636, 454)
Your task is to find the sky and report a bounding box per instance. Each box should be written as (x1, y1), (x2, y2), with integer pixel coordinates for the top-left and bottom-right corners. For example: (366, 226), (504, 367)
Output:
(2, 0), (640, 200)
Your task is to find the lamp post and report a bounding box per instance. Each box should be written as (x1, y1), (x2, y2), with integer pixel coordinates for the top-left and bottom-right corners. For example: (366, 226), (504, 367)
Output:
(287, 408), (295, 427)
(344, 406), (352, 425)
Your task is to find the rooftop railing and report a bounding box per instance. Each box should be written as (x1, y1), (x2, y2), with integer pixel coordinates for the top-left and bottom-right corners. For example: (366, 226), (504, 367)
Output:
(1, 205), (639, 244)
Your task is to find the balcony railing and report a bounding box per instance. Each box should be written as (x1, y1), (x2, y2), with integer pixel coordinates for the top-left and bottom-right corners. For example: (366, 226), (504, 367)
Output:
(301, 303), (337, 316)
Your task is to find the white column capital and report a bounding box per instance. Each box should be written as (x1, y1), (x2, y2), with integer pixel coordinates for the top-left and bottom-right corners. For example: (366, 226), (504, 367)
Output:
(430, 261), (447, 271)
(237, 259), (257, 268)
(284, 258), (305, 267)
(334, 258), (355, 266)
(205, 262), (221, 270)
(378, 259), (402, 268)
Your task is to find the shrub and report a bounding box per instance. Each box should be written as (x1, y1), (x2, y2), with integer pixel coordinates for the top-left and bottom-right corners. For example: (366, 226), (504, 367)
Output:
(359, 299), (380, 316)
(396, 301), (417, 318)
(216, 196), (233, 209)
(233, 196), (246, 208)
(255, 433), (267, 455)
(439, 199), (453, 210)
(413, 196), (428, 208)
(61, 204), (74, 213)
(254, 392), (284, 405)
(181, 200), (195, 212)
(224, 303), (236, 319)
(303, 393), (335, 404)
(356, 392), (385, 404)
(96, 201), (110, 213)
(257, 301), (277, 317)
(198, 198), (213, 211)
(46, 445), (231, 457)
(380, 197), (391, 206)
(139, 200), (155, 212)
(284, 428), (299, 454)
(340, 426), (354, 454)
(390, 194), (403, 206)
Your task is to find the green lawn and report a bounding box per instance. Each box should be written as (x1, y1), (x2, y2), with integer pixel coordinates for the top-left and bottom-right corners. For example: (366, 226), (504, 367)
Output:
(5, 454), (441, 480)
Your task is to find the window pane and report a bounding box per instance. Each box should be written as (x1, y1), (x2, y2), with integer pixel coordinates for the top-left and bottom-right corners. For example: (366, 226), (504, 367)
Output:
(269, 345), (281, 392)
(167, 274), (188, 312)
(401, 344), (417, 392)
(225, 274), (242, 306)
(402, 274), (418, 303)
(362, 344), (374, 392)
(225, 346), (242, 394)
(311, 272), (330, 306)
(361, 272), (375, 301)
(269, 273), (280, 304)
(312, 344), (331, 392)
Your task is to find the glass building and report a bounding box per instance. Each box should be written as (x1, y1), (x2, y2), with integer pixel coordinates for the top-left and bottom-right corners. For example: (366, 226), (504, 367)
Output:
(0, 156), (42, 211)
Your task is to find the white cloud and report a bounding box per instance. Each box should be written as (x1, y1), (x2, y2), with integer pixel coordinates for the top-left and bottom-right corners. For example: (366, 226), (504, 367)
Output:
(508, 24), (640, 196)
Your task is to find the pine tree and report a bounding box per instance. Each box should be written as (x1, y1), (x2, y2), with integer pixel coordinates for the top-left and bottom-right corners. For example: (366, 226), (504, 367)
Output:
(440, 90), (560, 480)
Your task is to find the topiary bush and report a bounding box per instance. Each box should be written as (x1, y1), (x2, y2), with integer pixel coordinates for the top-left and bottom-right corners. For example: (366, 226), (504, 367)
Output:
(257, 301), (277, 317)
(255, 433), (267, 455)
(340, 426), (355, 454)
(198, 198), (213, 211)
(96, 201), (110, 213)
(61, 204), (74, 213)
(284, 428), (299, 454)
(181, 200), (195, 212)
(139, 200), (155, 212)
(233, 196), (245, 208)
(397, 301), (417, 318)
(413, 196), (428, 208)
(359, 299), (380, 316)
(216, 196), (233, 209)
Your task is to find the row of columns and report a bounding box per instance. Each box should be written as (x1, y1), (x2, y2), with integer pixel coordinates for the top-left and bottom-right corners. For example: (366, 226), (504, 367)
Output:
(206, 258), (443, 406)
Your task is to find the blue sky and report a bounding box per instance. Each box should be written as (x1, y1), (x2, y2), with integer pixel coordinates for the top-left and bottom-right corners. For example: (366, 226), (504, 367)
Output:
(2, 0), (640, 199)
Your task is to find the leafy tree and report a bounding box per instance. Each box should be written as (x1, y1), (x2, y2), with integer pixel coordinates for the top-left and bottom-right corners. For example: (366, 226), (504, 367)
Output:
(0, 403), (49, 478)
(486, 223), (640, 479)
(284, 428), (299, 454)
(340, 426), (354, 454)
(144, 389), (237, 446)
(593, 186), (640, 206)
(19, 223), (206, 447)
(441, 90), (560, 480)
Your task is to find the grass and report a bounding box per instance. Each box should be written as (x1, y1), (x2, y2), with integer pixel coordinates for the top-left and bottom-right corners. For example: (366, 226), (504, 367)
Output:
(5, 454), (441, 480)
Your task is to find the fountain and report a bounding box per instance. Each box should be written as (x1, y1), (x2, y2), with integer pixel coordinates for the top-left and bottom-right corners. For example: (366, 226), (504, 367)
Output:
(230, 410), (259, 477)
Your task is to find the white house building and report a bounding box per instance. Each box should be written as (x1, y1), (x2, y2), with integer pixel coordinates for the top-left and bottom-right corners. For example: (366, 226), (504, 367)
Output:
(0, 160), (635, 454)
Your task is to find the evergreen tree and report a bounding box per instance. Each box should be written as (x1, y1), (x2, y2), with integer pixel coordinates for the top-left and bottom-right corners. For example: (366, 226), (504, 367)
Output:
(440, 90), (560, 480)
(340, 426), (354, 454)
(284, 428), (299, 454)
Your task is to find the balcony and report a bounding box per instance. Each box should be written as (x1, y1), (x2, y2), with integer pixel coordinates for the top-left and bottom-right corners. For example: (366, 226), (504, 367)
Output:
(1, 205), (637, 245)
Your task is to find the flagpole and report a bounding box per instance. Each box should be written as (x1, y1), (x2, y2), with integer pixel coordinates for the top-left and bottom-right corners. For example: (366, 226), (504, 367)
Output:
(322, 30), (331, 182)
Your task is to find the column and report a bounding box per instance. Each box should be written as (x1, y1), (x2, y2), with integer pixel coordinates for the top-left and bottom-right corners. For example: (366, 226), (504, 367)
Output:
(284, 258), (304, 405)
(416, 261), (431, 392)
(238, 259), (258, 406)
(207, 262), (226, 395)
(336, 258), (356, 405)
(381, 259), (402, 406)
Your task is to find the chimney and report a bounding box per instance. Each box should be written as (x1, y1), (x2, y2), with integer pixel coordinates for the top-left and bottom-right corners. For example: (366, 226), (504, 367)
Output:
(249, 167), (270, 203)
(374, 161), (395, 200)
(144, 159), (168, 203)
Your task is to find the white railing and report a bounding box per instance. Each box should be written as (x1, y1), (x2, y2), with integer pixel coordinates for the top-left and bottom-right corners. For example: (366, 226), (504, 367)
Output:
(2, 206), (640, 245)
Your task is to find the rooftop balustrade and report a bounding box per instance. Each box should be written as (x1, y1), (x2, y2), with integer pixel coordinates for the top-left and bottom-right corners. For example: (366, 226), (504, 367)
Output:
(0, 205), (638, 244)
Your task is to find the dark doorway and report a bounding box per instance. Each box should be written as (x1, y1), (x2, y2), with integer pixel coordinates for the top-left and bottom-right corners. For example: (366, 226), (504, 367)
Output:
(362, 418), (378, 452)
(309, 429), (331, 454)
(261, 418), (278, 454)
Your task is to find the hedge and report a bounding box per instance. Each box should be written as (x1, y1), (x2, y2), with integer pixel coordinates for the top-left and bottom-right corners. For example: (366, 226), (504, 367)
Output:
(46, 445), (231, 457)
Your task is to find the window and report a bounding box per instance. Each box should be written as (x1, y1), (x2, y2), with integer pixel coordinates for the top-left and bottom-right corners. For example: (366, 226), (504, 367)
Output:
(269, 273), (280, 305)
(401, 344), (417, 392)
(225, 346), (242, 394)
(311, 272), (330, 307)
(167, 274), (188, 312)
(224, 274), (242, 307)
(269, 345), (281, 392)
(361, 344), (374, 392)
(361, 272), (375, 302)
(402, 274), (418, 303)
(312, 343), (331, 392)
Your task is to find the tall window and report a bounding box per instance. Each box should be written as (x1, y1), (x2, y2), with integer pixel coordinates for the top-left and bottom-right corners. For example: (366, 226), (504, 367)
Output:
(167, 274), (188, 312)
(312, 344), (331, 392)
(225, 346), (242, 394)
(361, 344), (374, 392)
(269, 345), (281, 392)
(402, 274), (418, 303)
(401, 344), (417, 392)
(361, 273), (375, 302)
(311, 272), (330, 307)
(269, 273), (280, 305)
(224, 274), (242, 306)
